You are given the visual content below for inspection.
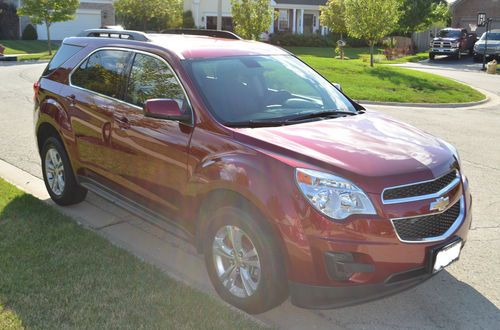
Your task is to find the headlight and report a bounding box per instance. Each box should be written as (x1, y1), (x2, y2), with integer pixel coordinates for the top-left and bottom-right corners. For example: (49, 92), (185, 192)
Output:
(296, 168), (376, 220)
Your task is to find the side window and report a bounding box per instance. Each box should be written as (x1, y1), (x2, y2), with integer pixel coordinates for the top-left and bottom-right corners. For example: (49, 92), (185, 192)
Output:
(43, 44), (83, 76)
(125, 53), (186, 108)
(71, 50), (131, 98)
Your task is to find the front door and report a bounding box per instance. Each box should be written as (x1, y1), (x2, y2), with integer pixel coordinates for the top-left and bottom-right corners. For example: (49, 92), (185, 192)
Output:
(110, 52), (193, 217)
(303, 14), (314, 35)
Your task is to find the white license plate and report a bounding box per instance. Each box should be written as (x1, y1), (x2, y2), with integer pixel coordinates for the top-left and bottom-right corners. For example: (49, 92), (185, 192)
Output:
(433, 240), (462, 273)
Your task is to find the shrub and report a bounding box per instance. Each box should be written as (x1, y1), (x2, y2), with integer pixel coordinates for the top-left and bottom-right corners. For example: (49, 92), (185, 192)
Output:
(0, 2), (19, 39)
(22, 24), (38, 40)
(269, 32), (367, 48)
(182, 10), (195, 28)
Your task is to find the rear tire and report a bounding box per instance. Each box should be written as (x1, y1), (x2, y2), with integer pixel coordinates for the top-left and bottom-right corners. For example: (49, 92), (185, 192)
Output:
(41, 137), (87, 205)
(203, 203), (288, 314)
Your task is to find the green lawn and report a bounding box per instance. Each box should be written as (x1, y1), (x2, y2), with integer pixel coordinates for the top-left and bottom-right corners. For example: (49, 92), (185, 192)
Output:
(0, 178), (266, 329)
(0, 40), (59, 55)
(287, 47), (484, 103)
(0, 40), (58, 61)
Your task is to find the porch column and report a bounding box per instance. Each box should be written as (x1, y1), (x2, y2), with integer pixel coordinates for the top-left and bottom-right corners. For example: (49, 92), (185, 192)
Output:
(292, 9), (296, 33)
(300, 9), (304, 34)
(270, 10), (274, 33)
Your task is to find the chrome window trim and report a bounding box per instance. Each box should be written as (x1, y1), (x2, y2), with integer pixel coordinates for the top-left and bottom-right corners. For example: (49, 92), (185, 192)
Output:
(68, 46), (194, 126)
(381, 170), (460, 205)
(390, 196), (465, 244)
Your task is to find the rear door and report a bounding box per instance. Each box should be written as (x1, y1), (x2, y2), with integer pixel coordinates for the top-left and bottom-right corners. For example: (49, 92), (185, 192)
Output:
(110, 51), (194, 217)
(64, 48), (133, 182)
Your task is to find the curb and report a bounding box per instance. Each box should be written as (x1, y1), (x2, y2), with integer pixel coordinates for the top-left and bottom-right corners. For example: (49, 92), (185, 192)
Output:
(357, 96), (490, 108)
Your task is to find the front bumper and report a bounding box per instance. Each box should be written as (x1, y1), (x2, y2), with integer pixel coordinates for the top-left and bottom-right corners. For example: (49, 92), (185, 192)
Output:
(290, 268), (431, 309)
(430, 48), (459, 55)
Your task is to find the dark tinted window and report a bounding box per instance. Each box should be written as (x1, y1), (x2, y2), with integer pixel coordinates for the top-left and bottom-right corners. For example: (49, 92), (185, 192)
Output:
(438, 30), (461, 38)
(125, 53), (186, 108)
(71, 50), (131, 98)
(43, 44), (83, 75)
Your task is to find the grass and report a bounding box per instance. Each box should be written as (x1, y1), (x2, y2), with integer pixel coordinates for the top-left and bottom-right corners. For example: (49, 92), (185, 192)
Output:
(0, 40), (59, 55)
(0, 178), (266, 329)
(287, 47), (484, 103)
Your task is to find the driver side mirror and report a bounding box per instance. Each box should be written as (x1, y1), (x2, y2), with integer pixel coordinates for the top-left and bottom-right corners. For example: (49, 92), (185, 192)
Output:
(144, 99), (191, 122)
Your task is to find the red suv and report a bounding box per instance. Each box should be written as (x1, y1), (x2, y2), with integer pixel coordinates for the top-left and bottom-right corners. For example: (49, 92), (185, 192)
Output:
(34, 29), (472, 314)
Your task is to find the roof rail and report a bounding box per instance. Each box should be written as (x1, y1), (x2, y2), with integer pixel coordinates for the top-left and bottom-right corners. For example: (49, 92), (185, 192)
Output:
(161, 29), (242, 40)
(77, 29), (150, 42)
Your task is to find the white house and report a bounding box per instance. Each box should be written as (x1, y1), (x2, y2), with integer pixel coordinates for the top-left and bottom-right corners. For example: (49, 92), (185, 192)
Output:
(183, 0), (328, 35)
(11, 0), (115, 40)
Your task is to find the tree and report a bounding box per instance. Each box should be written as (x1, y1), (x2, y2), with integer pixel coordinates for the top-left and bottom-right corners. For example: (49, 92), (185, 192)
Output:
(231, 0), (273, 40)
(17, 0), (79, 55)
(396, 0), (449, 35)
(115, 0), (182, 32)
(320, 0), (347, 59)
(344, 0), (401, 67)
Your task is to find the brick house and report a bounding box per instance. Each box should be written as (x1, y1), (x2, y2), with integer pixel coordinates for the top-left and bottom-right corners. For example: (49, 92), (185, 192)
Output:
(183, 0), (328, 35)
(8, 0), (115, 40)
(451, 0), (500, 35)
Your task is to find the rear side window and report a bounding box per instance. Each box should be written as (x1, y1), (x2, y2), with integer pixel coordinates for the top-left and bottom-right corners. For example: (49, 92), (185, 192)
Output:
(43, 44), (83, 76)
(125, 53), (186, 108)
(71, 49), (132, 99)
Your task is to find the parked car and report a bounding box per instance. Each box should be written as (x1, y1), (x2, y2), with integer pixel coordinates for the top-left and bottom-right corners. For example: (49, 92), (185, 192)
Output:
(429, 28), (477, 60)
(34, 29), (472, 314)
(473, 29), (500, 62)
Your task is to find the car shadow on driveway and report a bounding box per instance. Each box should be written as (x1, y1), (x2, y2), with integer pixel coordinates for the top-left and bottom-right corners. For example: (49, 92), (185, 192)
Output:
(420, 56), (484, 72)
(260, 270), (500, 329)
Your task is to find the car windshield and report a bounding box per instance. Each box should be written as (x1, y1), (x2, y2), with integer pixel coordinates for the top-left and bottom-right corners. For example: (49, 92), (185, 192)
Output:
(439, 30), (461, 38)
(480, 32), (500, 41)
(186, 55), (357, 126)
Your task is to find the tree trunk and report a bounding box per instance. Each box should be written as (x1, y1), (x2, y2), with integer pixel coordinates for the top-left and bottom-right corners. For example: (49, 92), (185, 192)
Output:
(340, 32), (344, 60)
(46, 22), (52, 55)
(369, 42), (374, 67)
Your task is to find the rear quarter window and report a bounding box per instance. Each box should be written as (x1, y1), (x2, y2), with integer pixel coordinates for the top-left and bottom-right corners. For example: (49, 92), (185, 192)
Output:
(71, 49), (132, 99)
(43, 44), (83, 76)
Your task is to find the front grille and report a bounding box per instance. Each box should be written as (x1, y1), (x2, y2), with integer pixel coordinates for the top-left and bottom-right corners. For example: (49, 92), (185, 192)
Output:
(383, 171), (458, 201)
(392, 200), (461, 241)
(433, 41), (452, 48)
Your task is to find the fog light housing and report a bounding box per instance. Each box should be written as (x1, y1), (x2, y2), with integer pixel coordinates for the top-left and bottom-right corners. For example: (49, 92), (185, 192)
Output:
(325, 252), (375, 281)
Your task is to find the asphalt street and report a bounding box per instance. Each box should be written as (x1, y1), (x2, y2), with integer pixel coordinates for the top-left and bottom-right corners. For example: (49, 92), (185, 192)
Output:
(0, 61), (498, 329)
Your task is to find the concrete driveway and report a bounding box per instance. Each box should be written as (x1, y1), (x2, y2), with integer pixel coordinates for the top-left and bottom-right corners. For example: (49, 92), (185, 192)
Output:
(0, 62), (499, 329)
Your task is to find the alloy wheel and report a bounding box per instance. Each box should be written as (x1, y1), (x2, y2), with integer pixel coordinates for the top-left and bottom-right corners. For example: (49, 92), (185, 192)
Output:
(212, 225), (261, 298)
(45, 147), (65, 196)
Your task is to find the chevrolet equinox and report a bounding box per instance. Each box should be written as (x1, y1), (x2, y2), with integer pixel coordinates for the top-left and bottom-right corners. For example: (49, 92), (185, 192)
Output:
(34, 29), (472, 314)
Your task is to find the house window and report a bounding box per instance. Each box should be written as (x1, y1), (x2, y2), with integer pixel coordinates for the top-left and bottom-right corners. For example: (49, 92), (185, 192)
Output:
(278, 10), (289, 31)
(206, 16), (234, 31)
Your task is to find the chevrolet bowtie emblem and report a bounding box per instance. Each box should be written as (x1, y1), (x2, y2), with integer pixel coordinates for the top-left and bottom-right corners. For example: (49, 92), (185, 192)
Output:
(430, 196), (450, 212)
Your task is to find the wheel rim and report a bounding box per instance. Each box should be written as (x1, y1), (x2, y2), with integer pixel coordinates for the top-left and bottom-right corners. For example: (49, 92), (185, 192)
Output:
(45, 147), (65, 196)
(212, 225), (261, 298)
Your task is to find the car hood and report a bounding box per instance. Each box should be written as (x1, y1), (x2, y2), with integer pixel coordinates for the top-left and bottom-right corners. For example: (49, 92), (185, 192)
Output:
(475, 39), (500, 46)
(232, 111), (456, 193)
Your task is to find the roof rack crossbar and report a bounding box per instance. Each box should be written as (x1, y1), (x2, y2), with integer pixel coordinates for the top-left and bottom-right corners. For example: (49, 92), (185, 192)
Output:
(161, 29), (242, 40)
(77, 29), (150, 41)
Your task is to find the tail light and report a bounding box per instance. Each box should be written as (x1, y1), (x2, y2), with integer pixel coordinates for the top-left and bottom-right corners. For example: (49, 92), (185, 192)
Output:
(33, 81), (40, 102)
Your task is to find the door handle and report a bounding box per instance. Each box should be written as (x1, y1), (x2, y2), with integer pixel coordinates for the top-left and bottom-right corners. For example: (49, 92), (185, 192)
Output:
(115, 115), (131, 129)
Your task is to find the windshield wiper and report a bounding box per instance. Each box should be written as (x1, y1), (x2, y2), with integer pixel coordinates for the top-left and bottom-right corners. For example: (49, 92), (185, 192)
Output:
(225, 110), (362, 128)
(285, 110), (359, 122)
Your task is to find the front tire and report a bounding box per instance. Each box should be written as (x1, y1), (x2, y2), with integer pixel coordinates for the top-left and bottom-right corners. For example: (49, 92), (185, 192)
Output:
(203, 204), (288, 314)
(41, 137), (87, 205)
(429, 53), (435, 60)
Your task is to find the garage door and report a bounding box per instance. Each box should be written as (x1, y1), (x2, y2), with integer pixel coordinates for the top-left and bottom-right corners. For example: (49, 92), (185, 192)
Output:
(37, 9), (101, 40)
